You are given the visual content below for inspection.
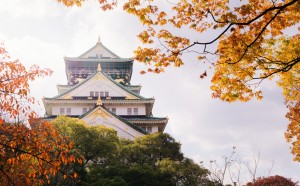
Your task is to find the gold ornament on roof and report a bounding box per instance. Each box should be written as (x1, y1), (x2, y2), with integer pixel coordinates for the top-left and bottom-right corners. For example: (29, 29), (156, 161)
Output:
(97, 64), (102, 72)
(97, 95), (102, 106)
(89, 108), (109, 121)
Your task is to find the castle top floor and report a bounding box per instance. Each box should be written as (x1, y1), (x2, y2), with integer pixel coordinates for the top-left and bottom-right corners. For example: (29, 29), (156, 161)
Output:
(64, 37), (133, 85)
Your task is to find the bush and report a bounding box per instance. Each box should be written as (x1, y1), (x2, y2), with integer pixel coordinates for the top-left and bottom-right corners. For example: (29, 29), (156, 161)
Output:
(251, 175), (298, 186)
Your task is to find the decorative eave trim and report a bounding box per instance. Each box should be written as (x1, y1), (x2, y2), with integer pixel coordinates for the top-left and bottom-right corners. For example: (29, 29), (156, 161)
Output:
(128, 120), (168, 124)
(57, 84), (72, 88)
(43, 98), (155, 105)
(125, 85), (141, 87)
(64, 57), (133, 63)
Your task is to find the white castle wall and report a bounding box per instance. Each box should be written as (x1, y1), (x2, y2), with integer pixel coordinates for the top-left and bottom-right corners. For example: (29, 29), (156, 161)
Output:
(105, 105), (145, 115)
(52, 104), (146, 116)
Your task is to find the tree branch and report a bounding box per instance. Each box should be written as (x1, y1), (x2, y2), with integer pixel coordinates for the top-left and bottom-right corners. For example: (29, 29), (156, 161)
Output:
(174, 0), (298, 59)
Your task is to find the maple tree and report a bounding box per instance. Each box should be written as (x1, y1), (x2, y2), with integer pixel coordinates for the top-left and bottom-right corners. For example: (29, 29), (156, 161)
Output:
(0, 43), (52, 121)
(249, 175), (298, 186)
(0, 44), (80, 185)
(57, 0), (300, 162)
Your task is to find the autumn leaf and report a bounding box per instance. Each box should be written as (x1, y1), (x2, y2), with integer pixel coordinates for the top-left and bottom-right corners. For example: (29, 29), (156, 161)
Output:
(200, 71), (207, 79)
(0, 44), (81, 185)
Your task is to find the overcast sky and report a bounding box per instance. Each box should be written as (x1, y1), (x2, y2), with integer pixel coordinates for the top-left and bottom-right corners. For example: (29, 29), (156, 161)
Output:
(0, 0), (299, 184)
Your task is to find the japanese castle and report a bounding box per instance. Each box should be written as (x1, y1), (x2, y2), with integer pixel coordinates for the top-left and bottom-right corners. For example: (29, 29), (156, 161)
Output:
(43, 37), (168, 140)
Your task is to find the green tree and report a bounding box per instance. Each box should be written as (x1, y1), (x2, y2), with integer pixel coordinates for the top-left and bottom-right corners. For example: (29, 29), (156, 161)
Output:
(121, 133), (184, 165)
(85, 132), (215, 186)
(158, 158), (213, 186)
(52, 116), (120, 165)
(52, 117), (215, 185)
(51, 116), (120, 185)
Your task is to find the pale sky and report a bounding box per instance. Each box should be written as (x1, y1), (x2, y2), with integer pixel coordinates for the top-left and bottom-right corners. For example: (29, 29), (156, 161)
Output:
(0, 0), (299, 184)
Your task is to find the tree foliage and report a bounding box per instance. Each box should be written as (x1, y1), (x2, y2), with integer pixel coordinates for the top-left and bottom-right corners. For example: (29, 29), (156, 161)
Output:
(0, 45), (79, 185)
(52, 116), (215, 186)
(0, 43), (52, 121)
(56, 0), (300, 162)
(0, 120), (79, 186)
(249, 175), (298, 186)
(52, 116), (120, 165)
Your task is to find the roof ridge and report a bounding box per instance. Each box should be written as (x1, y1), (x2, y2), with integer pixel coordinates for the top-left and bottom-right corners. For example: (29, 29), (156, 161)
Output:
(125, 85), (141, 87)
(77, 42), (120, 58)
(101, 72), (146, 99)
(52, 72), (97, 99)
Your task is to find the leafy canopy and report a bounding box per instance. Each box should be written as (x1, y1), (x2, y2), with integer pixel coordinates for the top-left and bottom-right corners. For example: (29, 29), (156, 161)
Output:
(52, 116), (215, 186)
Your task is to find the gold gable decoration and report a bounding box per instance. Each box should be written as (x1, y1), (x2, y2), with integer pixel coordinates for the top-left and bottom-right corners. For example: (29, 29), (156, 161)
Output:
(125, 95), (135, 99)
(94, 73), (105, 81)
(61, 94), (72, 99)
(97, 63), (102, 72)
(97, 95), (102, 106)
(89, 107), (109, 121)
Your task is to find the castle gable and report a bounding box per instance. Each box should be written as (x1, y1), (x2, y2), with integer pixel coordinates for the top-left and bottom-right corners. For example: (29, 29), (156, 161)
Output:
(78, 39), (119, 59)
(81, 106), (146, 140)
(56, 71), (142, 100)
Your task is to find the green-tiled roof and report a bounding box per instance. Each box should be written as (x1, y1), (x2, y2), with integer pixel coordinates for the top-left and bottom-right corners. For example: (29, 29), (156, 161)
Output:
(125, 85), (141, 87)
(101, 72), (145, 99)
(57, 84), (72, 87)
(78, 42), (120, 58)
(79, 106), (148, 135)
(51, 72), (96, 99)
(121, 116), (168, 121)
(64, 58), (133, 62)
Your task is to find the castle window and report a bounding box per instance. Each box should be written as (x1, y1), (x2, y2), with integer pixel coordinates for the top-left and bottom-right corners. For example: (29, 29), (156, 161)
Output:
(127, 108), (132, 115)
(100, 92), (104, 97)
(111, 108), (116, 114)
(133, 108), (138, 115)
(95, 92), (99, 97)
(90, 92), (94, 97)
(60, 108), (65, 115)
(105, 92), (109, 97)
(67, 108), (71, 115)
(142, 127), (152, 133)
(83, 108), (88, 114)
(146, 127), (152, 132)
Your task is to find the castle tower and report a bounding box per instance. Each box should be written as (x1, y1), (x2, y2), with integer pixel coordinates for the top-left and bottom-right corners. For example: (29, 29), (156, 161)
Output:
(64, 37), (133, 85)
(43, 38), (168, 140)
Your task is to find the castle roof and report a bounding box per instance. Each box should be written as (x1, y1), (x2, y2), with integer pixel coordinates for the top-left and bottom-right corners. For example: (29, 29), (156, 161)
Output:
(64, 38), (132, 62)
(50, 70), (145, 100)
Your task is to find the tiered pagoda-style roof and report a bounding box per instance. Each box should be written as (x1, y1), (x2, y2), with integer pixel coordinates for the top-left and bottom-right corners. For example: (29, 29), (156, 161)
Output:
(43, 38), (168, 139)
(64, 36), (133, 85)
